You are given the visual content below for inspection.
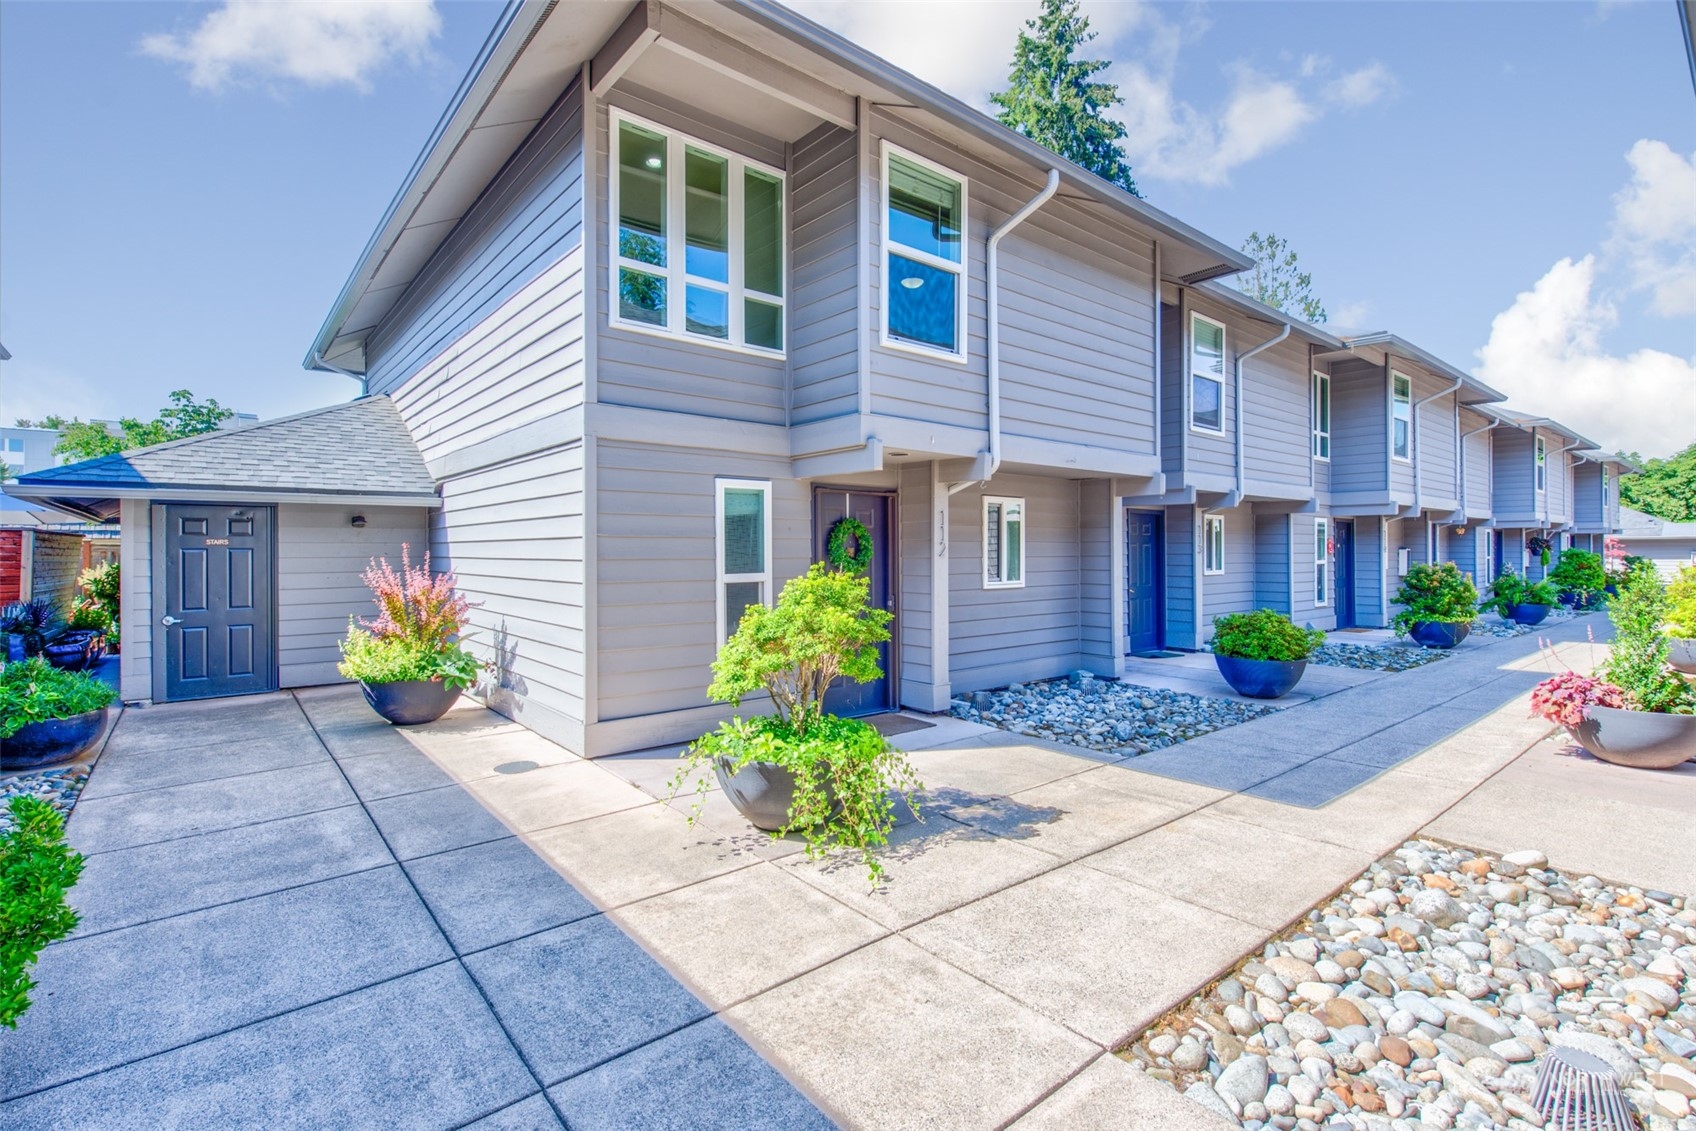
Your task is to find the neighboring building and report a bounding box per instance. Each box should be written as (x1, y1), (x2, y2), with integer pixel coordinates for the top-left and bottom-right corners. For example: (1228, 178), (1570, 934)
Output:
(1487, 412), (1631, 582)
(5, 0), (1638, 748)
(0, 426), (80, 525)
(1619, 506), (1696, 580)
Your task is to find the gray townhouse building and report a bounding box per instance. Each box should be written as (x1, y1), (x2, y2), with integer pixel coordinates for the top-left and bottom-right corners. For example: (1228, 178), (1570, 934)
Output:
(10, 0), (1632, 752)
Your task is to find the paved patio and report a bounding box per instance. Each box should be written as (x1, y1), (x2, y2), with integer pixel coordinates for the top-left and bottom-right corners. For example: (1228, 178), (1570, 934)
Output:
(4, 611), (1689, 1130)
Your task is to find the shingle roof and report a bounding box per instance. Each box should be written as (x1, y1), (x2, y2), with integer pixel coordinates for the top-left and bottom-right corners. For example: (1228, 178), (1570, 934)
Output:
(1620, 507), (1696, 539)
(15, 396), (436, 499)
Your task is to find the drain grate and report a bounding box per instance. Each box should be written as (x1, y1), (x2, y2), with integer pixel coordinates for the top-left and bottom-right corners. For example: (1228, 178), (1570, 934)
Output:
(1533, 1047), (1638, 1130)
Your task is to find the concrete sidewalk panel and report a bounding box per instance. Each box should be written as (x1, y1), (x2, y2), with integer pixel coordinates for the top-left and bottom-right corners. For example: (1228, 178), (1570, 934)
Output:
(403, 835), (598, 955)
(365, 782), (514, 860)
(80, 731), (331, 800)
(1011, 1053), (1240, 1130)
(335, 744), (460, 801)
(461, 759), (648, 833)
(461, 1094), (566, 1130)
(529, 801), (763, 910)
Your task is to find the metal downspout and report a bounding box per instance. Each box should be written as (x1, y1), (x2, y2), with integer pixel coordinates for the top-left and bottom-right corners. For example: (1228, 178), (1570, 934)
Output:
(1409, 377), (1462, 514)
(1221, 323), (1291, 508)
(310, 350), (369, 396)
(1456, 417), (1499, 518)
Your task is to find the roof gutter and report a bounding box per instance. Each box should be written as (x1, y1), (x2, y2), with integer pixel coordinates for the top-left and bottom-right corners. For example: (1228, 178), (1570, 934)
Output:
(311, 350), (369, 396)
(1222, 323), (1291, 508)
(1409, 375), (1462, 513)
(949, 167), (1060, 494)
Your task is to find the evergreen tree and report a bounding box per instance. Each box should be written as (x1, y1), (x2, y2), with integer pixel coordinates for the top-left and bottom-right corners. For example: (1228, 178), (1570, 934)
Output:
(991, 0), (1138, 197)
(1236, 232), (1328, 324)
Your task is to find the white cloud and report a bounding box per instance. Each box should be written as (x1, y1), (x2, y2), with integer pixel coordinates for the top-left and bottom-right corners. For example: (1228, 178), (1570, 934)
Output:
(1326, 62), (1396, 109)
(782, 0), (1031, 106)
(141, 0), (441, 92)
(1330, 300), (1373, 333)
(1475, 256), (1696, 456)
(1608, 140), (1696, 317)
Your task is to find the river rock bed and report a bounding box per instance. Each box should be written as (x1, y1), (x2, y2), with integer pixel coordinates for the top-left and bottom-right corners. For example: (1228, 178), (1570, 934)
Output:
(0, 765), (91, 833)
(949, 675), (1275, 755)
(1468, 607), (1583, 641)
(1311, 644), (1449, 673)
(1121, 839), (1696, 1131)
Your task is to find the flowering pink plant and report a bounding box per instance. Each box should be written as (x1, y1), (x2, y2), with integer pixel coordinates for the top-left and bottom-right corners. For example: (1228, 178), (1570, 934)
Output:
(1603, 535), (1628, 580)
(1529, 670), (1626, 730)
(358, 544), (473, 653)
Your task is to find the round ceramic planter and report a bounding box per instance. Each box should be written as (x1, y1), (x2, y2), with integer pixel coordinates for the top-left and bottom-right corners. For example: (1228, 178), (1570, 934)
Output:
(360, 679), (461, 726)
(714, 759), (840, 832)
(1408, 621), (1471, 649)
(1214, 654), (1308, 700)
(1507, 603), (1551, 627)
(1, 706), (110, 770)
(1569, 706), (1696, 770)
(1668, 638), (1696, 675)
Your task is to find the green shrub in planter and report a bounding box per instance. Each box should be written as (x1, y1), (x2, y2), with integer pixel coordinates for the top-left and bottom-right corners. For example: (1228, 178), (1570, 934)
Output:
(1478, 569), (1560, 616)
(1598, 567), (1695, 714)
(1210, 609), (1324, 662)
(337, 629), (483, 690)
(1, 796), (85, 1027)
(1547, 549), (1606, 601)
(1666, 565), (1696, 640)
(1391, 562), (1478, 637)
(670, 564), (921, 883)
(0, 659), (116, 739)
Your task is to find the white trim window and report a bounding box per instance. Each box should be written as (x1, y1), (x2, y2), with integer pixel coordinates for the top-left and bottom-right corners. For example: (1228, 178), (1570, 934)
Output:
(610, 110), (786, 355)
(716, 479), (772, 639)
(1391, 372), (1412, 460)
(1312, 371), (1331, 460)
(983, 496), (1025, 588)
(881, 144), (967, 360)
(1315, 518), (1330, 606)
(1203, 513), (1225, 575)
(1428, 522), (1440, 564)
(1191, 313), (1226, 434)
(1480, 527), (1493, 579)
(1534, 436), (1547, 493)
(1602, 468), (1611, 511)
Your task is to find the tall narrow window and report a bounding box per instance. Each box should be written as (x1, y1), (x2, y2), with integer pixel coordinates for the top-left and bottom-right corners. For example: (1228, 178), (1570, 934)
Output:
(1602, 468), (1611, 510)
(883, 146), (965, 357)
(610, 111), (786, 353)
(716, 479), (771, 640)
(983, 497), (1025, 588)
(1315, 518), (1330, 606)
(1312, 371), (1331, 460)
(1535, 436), (1547, 492)
(1391, 372), (1412, 460)
(1203, 513), (1225, 575)
(1480, 527), (1493, 580)
(1191, 314), (1226, 433)
(1429, 523), (1440, 564)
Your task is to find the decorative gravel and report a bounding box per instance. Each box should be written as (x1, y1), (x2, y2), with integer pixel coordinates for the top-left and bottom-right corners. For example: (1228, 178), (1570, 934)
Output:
(0, 765), (91, 834)
(1122, 839), (1696, 1131)
(1312, 644), (1450, 673)
(950, 674), (1275, 756)
(1470, 606), (1585, 641)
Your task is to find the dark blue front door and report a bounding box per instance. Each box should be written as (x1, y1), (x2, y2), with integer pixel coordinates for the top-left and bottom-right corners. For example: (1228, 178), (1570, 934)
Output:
(1333, 519), (1355, 628)
(1125, 510), (1163, 654)
(163, 504), (276, 701)
(816, 489), (895, 716)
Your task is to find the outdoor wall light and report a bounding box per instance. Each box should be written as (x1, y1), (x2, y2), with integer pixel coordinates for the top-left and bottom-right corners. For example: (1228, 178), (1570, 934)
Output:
(350, 514), (367, 529)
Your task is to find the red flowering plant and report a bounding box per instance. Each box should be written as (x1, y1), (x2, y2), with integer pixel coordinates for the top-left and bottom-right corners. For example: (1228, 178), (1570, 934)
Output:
(1603, 535), (1628, 583)
(337, 545), (486, 690)
(1529, 670), (1626, 730)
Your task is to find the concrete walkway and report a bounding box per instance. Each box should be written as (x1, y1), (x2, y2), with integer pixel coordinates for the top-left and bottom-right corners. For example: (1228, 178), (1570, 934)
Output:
(0, 691), (830, 1129)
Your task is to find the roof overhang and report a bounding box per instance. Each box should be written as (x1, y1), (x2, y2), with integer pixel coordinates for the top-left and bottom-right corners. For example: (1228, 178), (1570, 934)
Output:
(1317, 332), (1505, 405)
(306, 0), (1253, 374)
(4, 482), (442, 524)
(1191, 281), (1346, 349)
(1483, 409), (1599, 450)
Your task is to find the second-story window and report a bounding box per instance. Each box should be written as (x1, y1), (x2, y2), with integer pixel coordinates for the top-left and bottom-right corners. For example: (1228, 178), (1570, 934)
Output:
(1534, 436), (1547, 492)
(612, 112), (785, 354)
(1391, 372), (1412, 460)
(1602, 468), (1611, 509)
(1191, 314), (1226, 433)
(883, 145), (966, 358)
(1312, 371), (1331, 460)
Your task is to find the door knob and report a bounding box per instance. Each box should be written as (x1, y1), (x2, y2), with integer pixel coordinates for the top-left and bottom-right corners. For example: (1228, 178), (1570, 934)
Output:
(160, 615), (180, 626)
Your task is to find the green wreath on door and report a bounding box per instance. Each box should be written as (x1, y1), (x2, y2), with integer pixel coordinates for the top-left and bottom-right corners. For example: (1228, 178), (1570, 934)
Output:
(826, 517), (874, 574)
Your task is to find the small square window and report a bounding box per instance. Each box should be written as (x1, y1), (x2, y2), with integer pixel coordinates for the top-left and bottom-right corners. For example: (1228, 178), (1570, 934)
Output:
(1203, 514), (1225, 575)
(984, 496), (1025, 588)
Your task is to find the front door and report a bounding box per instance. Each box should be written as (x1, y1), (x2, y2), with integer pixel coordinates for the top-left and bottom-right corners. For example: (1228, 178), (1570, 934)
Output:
(163, 504), (276, 701)
(1333, 519), (1356, 629)
(1124, 509), (1164, 654)
(814, 490), (895, 716)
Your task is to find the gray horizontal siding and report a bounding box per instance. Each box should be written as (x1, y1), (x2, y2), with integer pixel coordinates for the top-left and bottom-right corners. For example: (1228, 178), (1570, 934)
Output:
(948, 475), (1082, 691)
(1161, 303), (1183, 474)
(1184, 307), (1235, 482)
(1188, 294), (1312, 491)
(276, 504), (430, 689)
(593, 85), (788, 425)
(1415, 386), (1457, 503)
(1573, 462), (1603, 525)
(1079, 479), (1114, 672)
(1253, 511), (1291, 615)
(1165, 505), (1197, 648)
(790, 123), (860, 425)
(1330, 359), (1386, 496)
(1493, 429), (1536, 517)
(367, 81), (585, 405)
(1200, 505), (1255, 632)
(897, 462), (935, 698)
(1355, 517), (1387, 628)
(595, 440), (809, 721)
(1291, 514), (1337, 631)
(1461, 409), (1493, 514)
(432, 445), (587, 731)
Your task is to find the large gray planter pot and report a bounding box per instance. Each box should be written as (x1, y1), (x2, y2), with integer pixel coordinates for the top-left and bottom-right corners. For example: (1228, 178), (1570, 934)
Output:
(1, 706), (110, 770)
(714, 759), (839, 832)
(1570, 706), (1696, 770)
(1506, 603), (1551, 627)
(1408, 621), (1471, 649)
(360, 679), (461, 726)
(1214, 654), (1307, 700)
(1668, 638), (1696, 675)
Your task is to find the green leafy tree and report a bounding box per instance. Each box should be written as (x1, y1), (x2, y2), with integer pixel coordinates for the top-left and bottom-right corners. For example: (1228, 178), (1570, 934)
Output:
(2, 797), (85, 1028)
(1236, 232), (1328, 324)
(52, 390), (234, 462)
(1620, 441), (1696, 522)
(1599, 567), (1694, 714)
(990, 0), (1139, 197)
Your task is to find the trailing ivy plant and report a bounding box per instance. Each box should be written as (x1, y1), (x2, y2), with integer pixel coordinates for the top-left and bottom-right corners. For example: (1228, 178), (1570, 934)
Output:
(1478, 568), (1559, 616)
(1597, 567), (1695, 714)
(1210, 609), (1324, 662)
(1, 797), (85, 1028)
(1390, 562), (1478, 636)
(669, 564), (921, 883)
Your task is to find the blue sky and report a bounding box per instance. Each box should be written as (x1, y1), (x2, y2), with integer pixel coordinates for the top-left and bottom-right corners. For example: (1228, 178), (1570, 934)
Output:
(3, 1), (1693, 454)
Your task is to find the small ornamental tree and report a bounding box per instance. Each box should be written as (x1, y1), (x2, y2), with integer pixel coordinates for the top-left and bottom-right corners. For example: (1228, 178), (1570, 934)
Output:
(1603, 536), (1629, 583)
(1666, 565), (1696, 639)
(1598, 566), (1695, 714)
(1, 797), (85, 1028)
(1391, 562), (1478, 636)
